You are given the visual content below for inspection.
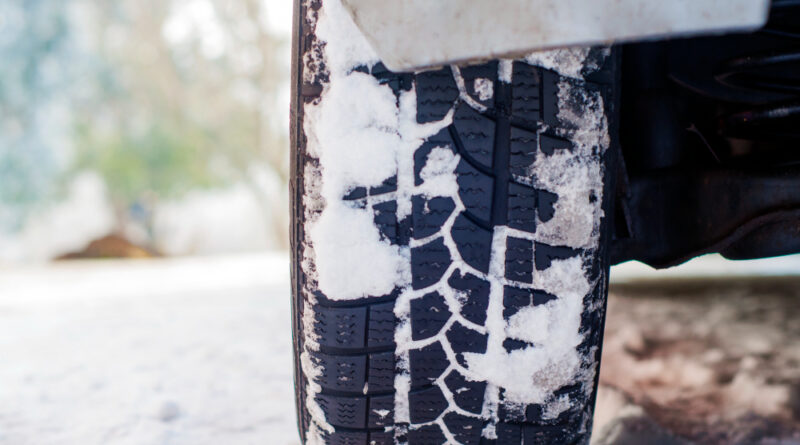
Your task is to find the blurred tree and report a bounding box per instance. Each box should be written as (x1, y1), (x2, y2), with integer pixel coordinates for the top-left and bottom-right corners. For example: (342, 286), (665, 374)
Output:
(73, 0), (289, 249)
(0, 0), (82, 230)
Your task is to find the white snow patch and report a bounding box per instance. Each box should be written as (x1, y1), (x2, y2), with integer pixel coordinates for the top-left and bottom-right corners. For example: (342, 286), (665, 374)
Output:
(311, 0), (377, 76)
(303, 34), (408, 302)
(465, 256), (592, 405)
(498, 59), (513, 83)
(452, 65), (488, 113)
(524, 48), (591, 79)
(302, 0), (456, 437)
(394, 372), (411, 424)
(304, 38), (450, 303)
(477, 228), (511, 437)
(543, 393), (571, 420)
(473, 77), (494, 101)
(417, 147), (460, 198)
(301, 350), (335, 434)
(505, 304), (551, 344)
(529, 79), (609, 249)
(373, 409), (390, 418)
(299, 0), (392, 434)
(309, 202), (404, 300)
(394, 88), (453, 218)
(304, 72), (401, 199)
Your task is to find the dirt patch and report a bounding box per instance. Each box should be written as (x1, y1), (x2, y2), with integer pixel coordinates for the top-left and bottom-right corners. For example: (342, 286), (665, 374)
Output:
(56, 234), (158, 259)
(597, 277), (800, 444)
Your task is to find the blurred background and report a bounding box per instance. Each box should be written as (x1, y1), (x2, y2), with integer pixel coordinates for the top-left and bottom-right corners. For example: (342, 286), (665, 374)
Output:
(0, 0), (290, 262)
(0, 1), (300, 444)
(0, 2), (797, 445)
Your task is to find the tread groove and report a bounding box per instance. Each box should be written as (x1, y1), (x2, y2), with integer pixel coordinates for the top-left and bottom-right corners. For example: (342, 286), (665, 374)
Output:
(490, 78), (513, 227)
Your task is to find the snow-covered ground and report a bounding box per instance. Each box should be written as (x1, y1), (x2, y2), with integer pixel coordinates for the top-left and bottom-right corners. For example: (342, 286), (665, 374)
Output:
(1, 253), (797, 444)
(0, 253), (299, 445)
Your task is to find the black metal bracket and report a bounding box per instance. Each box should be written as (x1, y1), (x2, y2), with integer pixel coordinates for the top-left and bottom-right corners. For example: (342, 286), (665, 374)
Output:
(611, 167), (800, 267)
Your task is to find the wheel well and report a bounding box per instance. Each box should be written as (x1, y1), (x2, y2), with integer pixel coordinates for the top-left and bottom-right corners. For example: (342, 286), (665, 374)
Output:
(612, 1), (800, 267)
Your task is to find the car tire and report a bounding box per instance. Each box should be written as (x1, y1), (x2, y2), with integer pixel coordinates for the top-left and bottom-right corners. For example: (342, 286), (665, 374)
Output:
(290, 1), (620, 443)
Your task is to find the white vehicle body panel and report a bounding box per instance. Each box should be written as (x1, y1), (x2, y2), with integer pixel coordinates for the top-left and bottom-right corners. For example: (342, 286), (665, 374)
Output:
(341, 0), (771, 71)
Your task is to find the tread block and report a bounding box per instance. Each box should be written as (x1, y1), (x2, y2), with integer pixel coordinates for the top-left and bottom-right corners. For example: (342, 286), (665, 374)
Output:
(412, 195), (456, 240)
(370, 175), (397, 196)
(580, 294), (603, 338)
(343, 186), (367, 201)
(368, 394), (394, 428)
(509, 127), (538, 178)
(414, 128), (456, 186)
(540, 133), (573, 156)
(408, 424), (447, 444)
(409, 341), (449, 387)
(531, 289), (559, 306)
(443, 412), (483, 445)
(416, 67), (459, 124)
(534, 243), (581, 271)
(367, 352), (396, 393)
(447, 270), (490, 326)
(537, 189), (558, 223)
(315, 394), (367, 429)
(524, 404), (546, 423)
(460, 61), (498, 107)
(325, 431), (368, 445)
(368, 301), (396, 348)
(397, 215), (412, 247)
(498, 396), (527, 422)
(503, 286), (558, 319)
(372, 200), (397, 243)
(446, 322), (488, 366)
(522, 424), (579, 444)
(507, 183), (538, 232)
(368, 431), (394, 445)
(455, 158), (493, 223)
(503, 286), (532, 319)
(540, 70), (561, 127)
(511, 62), (541, 123)
(313, 306), (367, 350)
(410, 291), (452, 341)
(411, 238), (452, 290)
(444, 370), (486, 414)
(371, 62), (412, 96)
(530, 393), (584, 426)
(496, 422), (523, 443)
(452, 104), (496, 168)
(505, 237), (534, 284)
(503, 338), (531, 353)
(451, 213), (492, 274)
(409, 386), (448, 423)
(312, 352), (366, 393)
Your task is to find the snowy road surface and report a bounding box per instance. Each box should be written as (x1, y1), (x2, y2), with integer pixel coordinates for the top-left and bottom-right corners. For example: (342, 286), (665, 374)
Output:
(1, 253), (798, 444)
(0, 254), (299, 445)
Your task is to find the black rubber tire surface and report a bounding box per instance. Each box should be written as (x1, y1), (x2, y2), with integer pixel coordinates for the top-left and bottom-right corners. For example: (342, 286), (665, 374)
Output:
(291, 1), (619, 444)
